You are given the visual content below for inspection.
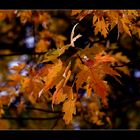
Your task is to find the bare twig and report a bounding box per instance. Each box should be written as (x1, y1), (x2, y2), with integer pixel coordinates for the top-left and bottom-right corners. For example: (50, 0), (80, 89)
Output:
(0, 52), (46, 57)
(70, 23), (82, 47)
(0, 116), (63, 120)
(51, 113), (62, 129)
(25, 107), (62, 114)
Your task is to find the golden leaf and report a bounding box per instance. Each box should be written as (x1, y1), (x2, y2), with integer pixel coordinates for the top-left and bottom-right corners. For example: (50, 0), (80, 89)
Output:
(114, 52), (130, 63)
(43, 59), (63, 91)
(11, 63), (25, 73)
(76, 52), (120, 106)
(94, 17), (108, 38)
(62, 99), (76, 124)
(71, 10), (82, 16)
(120, 18), (131, 36)
(35, 39), (50, 53)
(52, 79), (67, 105)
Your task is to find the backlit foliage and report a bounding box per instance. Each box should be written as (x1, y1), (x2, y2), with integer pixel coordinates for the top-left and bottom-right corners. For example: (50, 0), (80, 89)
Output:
(72, 10), (140, 38)
(0, 10), (139, 129)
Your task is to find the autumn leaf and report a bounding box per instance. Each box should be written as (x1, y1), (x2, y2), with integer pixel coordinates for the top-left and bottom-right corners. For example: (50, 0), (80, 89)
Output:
(0, 10), (139, 127)
(71, 10), (82, 16)
(94, 17), (109, 38)
(52, 79), (67, 105)
(52, 62), (72, 108)
(76, 10), (93, 21)
(20, 77), (31, 92)
(114, 52), (130, 63)
(86, 83), (92, 97)
(17, 101), (25, 114)
(62, 99), (76, 124)
(17, 11), (32, 24)
(43, 59), (63, 91)
(10, 63), (26, 73)
(87, 102), (105, 125)
(120, 18), (131, 36)
(0, 95), (10, 105)
(7, 73), (22, 86)
(76, 52), (120, 106)
(73, 10), (140, 38)
(42, 45), (70, 63)
(35, 39), (50, 53)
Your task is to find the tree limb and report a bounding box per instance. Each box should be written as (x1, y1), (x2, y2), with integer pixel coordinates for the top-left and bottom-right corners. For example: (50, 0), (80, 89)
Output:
(0, 116), (63, 120)
(25, 107), (62, 114)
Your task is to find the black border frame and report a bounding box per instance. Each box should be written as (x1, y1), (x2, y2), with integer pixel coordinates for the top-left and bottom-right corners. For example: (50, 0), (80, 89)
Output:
(0, 0), (139, 9)
(0, 130), (140, 140)
(0, 1), (140, 140)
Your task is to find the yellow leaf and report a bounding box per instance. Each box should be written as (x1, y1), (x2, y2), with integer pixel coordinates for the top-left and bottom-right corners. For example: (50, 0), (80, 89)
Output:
(71, 10), (82, 16)
(52, 79), (67, 105)
(35, 39), (50, 53)
(95, 51), (116, 64)
(62, 99), (76, 124)
(44, 59), (63, 91)
(86, 84), (92, 97)
(86, 76), (92, 97)
(42, 46), (69, 63)
(17, 101), (25, 114)
(63, 70), (71, 87)
(52, 63), (72, 107)
(96, 120), (104, 126)
(114, 52), (130, 63)
(76, 52), (120, 106)
(11, 63), (25, 73)
(120, 18), (131, 36)
(113, 52), (130, 75)
(94, 17), (108, 38)
(20, 77), (30, 91)
(93, 15), (98, 24)
(7, 73), (21, 86)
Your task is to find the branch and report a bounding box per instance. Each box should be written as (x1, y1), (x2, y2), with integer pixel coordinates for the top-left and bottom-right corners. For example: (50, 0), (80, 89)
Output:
(25, 107), (62, 114)
(6, 106), (62, 114)
(51, 113), (62, 129)
(0, 52), (46, 57)
(0, 115), (63, 120)
(70, 23), (82, 47)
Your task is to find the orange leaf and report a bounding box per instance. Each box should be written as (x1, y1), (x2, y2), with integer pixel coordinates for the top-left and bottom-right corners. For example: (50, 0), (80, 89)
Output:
(11, 63), (25, 73)
(43, 59), (63, 91)
(76, 52), (120, 106)
(62, 99), (76, 124)
(71, 10), (82, 16)
(52, 79), (67, 105)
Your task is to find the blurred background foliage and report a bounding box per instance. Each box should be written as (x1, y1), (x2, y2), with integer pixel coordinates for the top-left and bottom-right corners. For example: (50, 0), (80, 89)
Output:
(0, 10), (140, 129)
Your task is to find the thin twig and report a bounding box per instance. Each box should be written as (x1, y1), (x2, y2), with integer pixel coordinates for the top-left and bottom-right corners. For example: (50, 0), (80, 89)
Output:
(0, 116), (63, 120)
(25, 107), (62, 114)
(0, 52), (46, 57)
(51, 113), (62, 129)
(70, 23), (82, 47)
